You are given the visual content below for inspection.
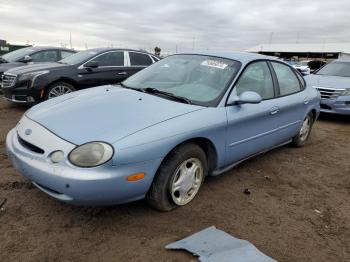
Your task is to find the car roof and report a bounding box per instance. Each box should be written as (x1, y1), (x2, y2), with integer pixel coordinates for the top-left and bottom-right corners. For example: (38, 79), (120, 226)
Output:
(85, 48), (156, 56)
(178, 51), (280, 64)
(19, 46), (75, 52)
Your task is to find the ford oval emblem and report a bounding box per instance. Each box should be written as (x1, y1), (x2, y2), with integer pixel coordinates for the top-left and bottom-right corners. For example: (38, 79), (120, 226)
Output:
(25, 129), (32, 136)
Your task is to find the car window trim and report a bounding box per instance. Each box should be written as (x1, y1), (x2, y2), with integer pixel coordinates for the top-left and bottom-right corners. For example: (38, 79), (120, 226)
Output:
(269, 60), (305, 98)
(78, 51), (126, 69)
(225, 59), (277, 106)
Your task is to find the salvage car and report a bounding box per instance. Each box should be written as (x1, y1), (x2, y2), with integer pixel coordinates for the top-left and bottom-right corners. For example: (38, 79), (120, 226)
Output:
(1, 48), (159, 103)
(0, 46), (76, 88)
(305, 59), (350, 115)
(6, 51), (320, 211)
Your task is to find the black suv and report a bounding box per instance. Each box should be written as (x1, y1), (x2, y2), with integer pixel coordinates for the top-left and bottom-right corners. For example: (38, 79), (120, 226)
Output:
(0, 46), (76, 84)
(2, 48), (159, 104)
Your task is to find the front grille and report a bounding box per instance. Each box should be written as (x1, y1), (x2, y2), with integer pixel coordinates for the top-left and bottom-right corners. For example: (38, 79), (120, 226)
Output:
(2, 73), (17, 88)
(314, 86), (345, 100)
(17, 134), (45, 154)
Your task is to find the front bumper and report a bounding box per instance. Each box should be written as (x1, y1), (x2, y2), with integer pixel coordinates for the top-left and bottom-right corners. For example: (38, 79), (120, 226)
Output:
(2, 85), (41, 104)
(319, 95), (350, 115)
(5, 117), (162, 206)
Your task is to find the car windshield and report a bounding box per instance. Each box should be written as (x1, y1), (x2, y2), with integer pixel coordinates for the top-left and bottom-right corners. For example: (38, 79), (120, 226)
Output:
(1, 47), (35, 62)
(316, 62), (350, 77)
(59, 50), (98, 65)
(122, 54), (241, 106)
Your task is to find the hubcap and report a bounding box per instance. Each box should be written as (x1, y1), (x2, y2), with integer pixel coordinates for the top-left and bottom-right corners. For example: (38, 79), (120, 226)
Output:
(48, 85), (73, 99)
(299, 117), (311, 141)
(170, 158), (204, 206)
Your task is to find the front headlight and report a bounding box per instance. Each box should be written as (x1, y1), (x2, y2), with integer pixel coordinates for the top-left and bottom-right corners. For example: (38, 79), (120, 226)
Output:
(68, 142), (114, 167)
(18, 70), (49, 82)
(342, 89), (350, 96)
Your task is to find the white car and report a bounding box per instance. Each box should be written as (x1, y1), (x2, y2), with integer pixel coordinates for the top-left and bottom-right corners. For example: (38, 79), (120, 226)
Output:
(293, 61), (311, 75)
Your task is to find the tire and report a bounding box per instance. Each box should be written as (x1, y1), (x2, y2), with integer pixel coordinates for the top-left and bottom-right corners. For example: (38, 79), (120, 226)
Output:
(146, 143), (208, 211)
(46, 82), (76, 100)
(292, 113), (314, 147)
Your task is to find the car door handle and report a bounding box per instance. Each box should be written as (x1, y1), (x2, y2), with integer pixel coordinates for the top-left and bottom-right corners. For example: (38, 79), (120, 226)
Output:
(117, 72), (128, 75)
(270, 106), (279, 115)
(303, 98), (310, 105)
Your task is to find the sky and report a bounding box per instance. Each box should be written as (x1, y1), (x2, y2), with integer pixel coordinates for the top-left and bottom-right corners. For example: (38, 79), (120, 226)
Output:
(1, 0), (350, 53)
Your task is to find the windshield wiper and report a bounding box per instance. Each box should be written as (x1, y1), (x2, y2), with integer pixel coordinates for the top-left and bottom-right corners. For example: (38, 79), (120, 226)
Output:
(119, 82), (145, 93)
(142, 87), (192, 104)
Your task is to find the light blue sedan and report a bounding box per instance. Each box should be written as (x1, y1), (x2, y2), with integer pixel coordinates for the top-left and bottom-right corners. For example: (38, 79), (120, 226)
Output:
(6, 51), (320, 211)
(305, 59), (350, 115)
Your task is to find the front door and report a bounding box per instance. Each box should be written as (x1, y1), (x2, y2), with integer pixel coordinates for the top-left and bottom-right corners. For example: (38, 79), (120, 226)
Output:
(78, 51), (128, 88)
(225, 61), (284, 165)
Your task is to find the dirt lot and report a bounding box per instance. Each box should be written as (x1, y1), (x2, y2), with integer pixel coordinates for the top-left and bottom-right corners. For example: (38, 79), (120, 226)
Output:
(0, 97), (349, 262)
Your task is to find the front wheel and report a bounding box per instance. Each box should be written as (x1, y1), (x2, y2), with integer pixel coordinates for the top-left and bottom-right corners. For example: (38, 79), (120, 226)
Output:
(146, 143), (207, 211)
(292, 113), (314, 147)
(46, 82), (76, 100)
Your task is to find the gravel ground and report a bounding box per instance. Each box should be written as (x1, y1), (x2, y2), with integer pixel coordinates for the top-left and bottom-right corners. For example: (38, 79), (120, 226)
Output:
(0, 97), (349, 262)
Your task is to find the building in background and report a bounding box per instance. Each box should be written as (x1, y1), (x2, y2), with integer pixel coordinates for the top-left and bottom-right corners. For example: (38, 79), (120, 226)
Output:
(246, 43), (350, 60)
(0, 39), (30, 56)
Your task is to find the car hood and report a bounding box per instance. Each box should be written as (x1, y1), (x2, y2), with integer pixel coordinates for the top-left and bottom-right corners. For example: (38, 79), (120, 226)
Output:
(6, 62), (69, 75)
(0, 62), (26, 74)
(25, 85), (204, 145)
(305, 74), (350, 89)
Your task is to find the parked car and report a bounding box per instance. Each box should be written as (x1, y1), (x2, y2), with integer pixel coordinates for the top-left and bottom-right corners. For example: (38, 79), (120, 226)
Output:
(6, 51), (320, 210)
(1, 48), (159, 104)
(292, 61), (311, 75)
(0, 46), (76, 88)
(305, 59), (350, 115)
(307, 60), (326, 73)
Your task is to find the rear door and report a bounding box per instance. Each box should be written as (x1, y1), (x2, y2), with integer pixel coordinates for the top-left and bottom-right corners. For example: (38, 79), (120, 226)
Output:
(225, 61), (285, 165)
(268, 61), (307, 140)
(77, 51), (126, 88)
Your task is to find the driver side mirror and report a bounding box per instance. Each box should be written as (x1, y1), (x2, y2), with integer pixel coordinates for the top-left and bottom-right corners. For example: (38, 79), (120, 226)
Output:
(19, 55), (32, 63)
(227, 91), (262, 105)
(84, 61), (99, 69)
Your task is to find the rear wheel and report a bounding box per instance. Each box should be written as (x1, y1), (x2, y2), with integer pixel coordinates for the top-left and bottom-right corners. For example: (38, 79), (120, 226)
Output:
(146, 143), (207, 211)
(292, 113), (313, 147)
(46, 82), (75, 100)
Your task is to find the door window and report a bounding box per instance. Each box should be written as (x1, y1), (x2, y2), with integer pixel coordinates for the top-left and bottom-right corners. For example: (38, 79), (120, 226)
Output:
(271, 62), (301, 95)
(129, 52), (153, 66)
(91, 52), (124, 66)
(235, 61), (274, 100)
(61, 50), (75, 60)
(31, 50), (58, 62)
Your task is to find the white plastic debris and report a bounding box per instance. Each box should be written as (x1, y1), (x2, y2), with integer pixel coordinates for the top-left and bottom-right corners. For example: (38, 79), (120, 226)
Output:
(166, 226), (277, 262)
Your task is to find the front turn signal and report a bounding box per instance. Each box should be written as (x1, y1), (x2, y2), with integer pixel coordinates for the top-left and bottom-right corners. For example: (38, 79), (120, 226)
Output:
(127, 173), (146, 182)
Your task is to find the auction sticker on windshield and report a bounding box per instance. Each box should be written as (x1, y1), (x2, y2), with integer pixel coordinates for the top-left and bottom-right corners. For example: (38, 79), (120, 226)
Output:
(201, 60), (228, 69)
